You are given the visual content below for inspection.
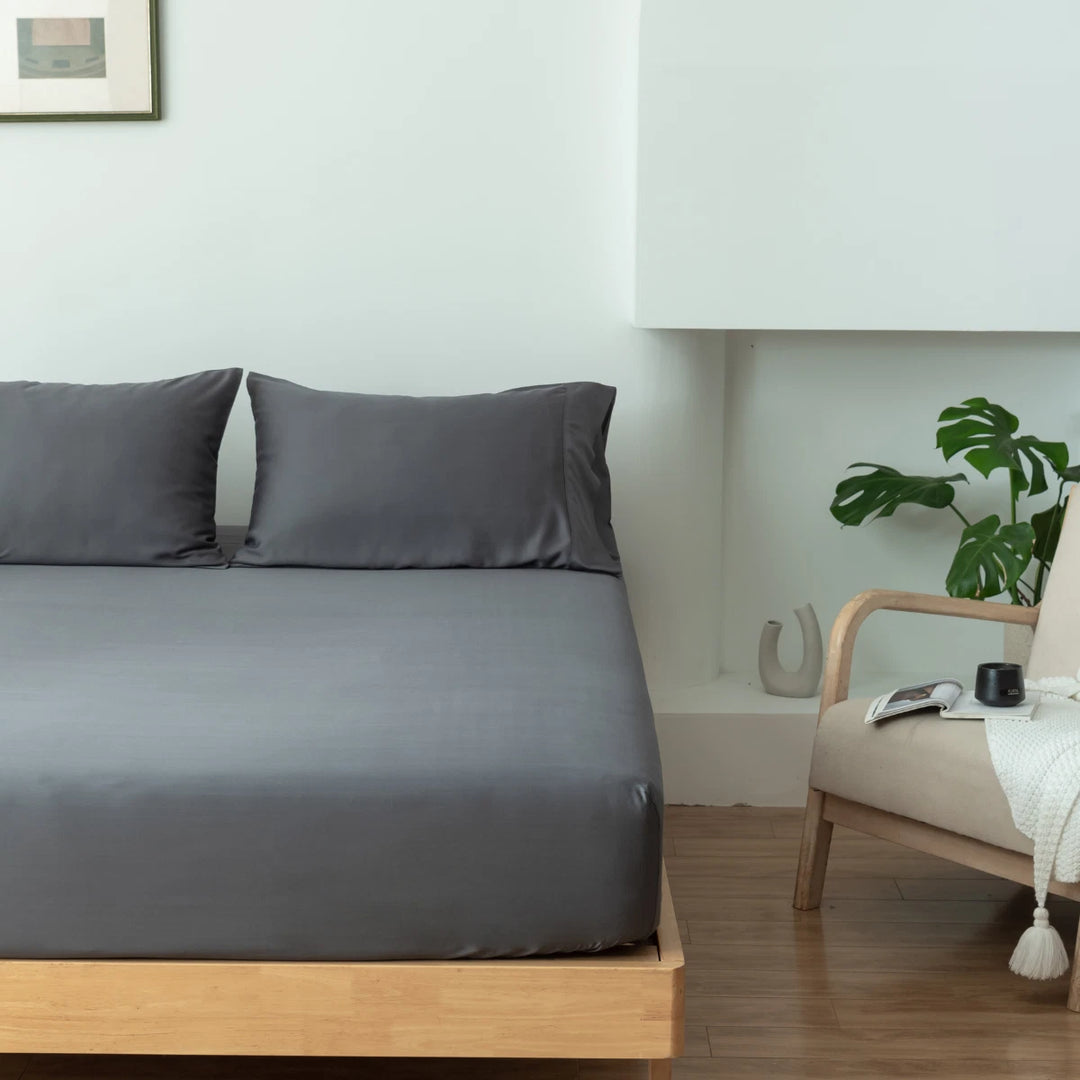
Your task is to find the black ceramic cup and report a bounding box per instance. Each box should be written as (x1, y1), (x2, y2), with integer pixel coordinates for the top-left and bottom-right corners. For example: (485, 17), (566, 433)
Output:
(974, 662), (1025, 707)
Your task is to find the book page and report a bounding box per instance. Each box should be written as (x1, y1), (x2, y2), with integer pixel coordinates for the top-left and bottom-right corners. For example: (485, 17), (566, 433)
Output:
(865, 679), (962, 723)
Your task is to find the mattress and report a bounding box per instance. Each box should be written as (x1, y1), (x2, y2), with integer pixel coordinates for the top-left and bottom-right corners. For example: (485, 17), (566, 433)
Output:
(0, 565), (662, 960)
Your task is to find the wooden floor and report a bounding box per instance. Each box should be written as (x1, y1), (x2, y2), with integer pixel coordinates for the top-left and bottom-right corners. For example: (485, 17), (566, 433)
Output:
(5, 806), (1080, 1079)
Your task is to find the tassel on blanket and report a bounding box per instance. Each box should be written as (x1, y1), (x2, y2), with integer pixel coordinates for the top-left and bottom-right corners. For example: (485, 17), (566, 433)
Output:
(988, 674), (1080, 980)
(1009, 906), (1070, 980)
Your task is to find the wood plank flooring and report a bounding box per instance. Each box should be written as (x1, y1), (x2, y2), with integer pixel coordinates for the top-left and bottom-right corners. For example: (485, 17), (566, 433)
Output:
(4, 806), (1079, 1079)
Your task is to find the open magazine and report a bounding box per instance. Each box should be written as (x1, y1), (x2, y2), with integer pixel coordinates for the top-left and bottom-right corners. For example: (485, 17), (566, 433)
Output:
(865, 677), (1038, 724)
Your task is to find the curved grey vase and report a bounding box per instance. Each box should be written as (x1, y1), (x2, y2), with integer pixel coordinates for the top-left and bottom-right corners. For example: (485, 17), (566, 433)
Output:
(758, 603), (824, 698)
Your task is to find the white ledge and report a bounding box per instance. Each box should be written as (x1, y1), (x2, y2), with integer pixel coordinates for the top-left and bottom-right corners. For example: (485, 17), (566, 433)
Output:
(650, 671), (929, 717)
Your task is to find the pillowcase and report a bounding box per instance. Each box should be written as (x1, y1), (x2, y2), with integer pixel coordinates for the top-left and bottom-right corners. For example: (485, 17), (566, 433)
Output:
(0, 369), (242, 566)
(232, 373), (620, 572)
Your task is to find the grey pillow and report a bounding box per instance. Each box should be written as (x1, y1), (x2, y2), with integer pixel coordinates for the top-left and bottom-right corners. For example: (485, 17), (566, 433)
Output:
(233, 373), (621, 572)
(0, 369), (242, 566)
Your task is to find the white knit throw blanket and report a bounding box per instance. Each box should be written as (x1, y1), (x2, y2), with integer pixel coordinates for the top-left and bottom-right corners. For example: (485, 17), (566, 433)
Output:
(984, 674), (1080, 979)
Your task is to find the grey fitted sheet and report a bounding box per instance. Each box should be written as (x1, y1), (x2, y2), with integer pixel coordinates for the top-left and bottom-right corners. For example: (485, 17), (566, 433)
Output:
(0, 566), (662, 960)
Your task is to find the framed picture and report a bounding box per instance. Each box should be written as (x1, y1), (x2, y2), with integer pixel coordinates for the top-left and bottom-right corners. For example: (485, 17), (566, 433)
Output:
(0, 0), (158, 121)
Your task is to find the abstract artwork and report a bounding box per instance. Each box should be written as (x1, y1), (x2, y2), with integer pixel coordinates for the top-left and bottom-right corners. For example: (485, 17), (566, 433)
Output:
(0, 0), (158, 121)
(18, 18), (108, 79)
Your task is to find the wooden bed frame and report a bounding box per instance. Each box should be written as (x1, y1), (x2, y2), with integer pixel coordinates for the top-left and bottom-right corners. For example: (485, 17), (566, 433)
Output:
(0, 867), (683, 1077)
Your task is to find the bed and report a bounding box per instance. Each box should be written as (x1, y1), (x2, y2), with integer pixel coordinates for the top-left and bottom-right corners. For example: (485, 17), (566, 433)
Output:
(0, 373), (683, 1076)
(0, 548), (682, 1073)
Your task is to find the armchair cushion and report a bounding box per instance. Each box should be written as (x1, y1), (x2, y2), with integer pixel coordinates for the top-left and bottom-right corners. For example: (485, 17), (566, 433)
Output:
(810, 698), (1031, 855)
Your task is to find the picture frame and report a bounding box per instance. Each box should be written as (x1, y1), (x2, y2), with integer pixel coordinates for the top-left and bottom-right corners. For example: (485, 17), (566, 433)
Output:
(0, 0), (159, 122)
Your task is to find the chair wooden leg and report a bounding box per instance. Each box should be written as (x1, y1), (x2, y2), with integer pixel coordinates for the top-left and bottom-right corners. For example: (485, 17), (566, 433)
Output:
(793, 787), (833, 910)
(1068, 940), (1080, 1012)
(648, 1060), (673, 1080)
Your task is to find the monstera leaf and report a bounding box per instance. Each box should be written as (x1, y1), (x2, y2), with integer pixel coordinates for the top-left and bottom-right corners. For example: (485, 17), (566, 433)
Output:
(830, 463), (967, 526)
(945, 515), (1035, 600)
(937, 398), (1068, 499)
(1032, 503), (1066, 565)
(1030, 465), (1080, 570)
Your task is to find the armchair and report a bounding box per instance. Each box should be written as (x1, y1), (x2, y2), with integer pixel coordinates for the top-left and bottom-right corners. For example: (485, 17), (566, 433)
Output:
(794, 489), (1080, 1008)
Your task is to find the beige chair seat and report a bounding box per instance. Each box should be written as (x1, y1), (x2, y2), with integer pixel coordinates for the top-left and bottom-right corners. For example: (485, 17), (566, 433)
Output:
(809, 698), (1032, 855)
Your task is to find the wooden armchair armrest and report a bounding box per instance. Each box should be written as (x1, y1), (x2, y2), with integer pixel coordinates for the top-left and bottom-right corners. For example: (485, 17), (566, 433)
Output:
(820, 589), (1041, 719)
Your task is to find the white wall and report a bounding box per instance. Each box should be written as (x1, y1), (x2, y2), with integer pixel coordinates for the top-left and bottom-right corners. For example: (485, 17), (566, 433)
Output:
(0, 0), (727, 692)
(721, 331), (1080, 682)
(637, 0), (1080, 331)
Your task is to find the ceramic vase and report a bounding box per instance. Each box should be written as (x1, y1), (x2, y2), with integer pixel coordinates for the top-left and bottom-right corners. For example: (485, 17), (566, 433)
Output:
(759, 603), (824, 698)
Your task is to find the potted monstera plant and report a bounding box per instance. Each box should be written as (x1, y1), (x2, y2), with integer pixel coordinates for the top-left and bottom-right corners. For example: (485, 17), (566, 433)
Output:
(831, 398), (1080, 609)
